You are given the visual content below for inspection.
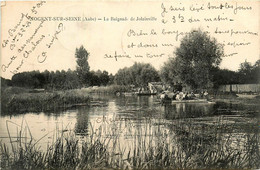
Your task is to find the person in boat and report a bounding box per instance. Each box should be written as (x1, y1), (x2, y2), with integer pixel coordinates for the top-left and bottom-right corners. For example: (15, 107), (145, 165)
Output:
(183, 92), (189, 100)
(203, 91), (209, 100)
(176, 91), (184, 101)
(200, 91), (204, 98)
(160, 91), (169, 104)
(189, 92), (196, 99)
(175, 91), (180, 100)
(172, 90), (177, 100)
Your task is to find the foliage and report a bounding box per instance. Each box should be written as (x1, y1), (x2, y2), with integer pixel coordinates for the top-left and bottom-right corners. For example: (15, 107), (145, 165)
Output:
(7, 68), (111, 90)
(88, 70), (110, 86)
(238, 59), (260, 84)
(1, 88), (90, 114)
(160, 57), (182, 86)
(75, 45), (90, 86)
(211, 59), (260, 87)
(114, 62), (160, 87)
(211, 68), (240, 88)
(11, 71), (45, 88)
(10, 70), (81, 90)
(1, 77), (12, 88)
(161, 29), (224, 90)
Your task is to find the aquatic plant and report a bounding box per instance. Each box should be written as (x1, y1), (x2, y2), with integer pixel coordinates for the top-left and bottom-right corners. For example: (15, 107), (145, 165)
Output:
(0, 116), (259, 170)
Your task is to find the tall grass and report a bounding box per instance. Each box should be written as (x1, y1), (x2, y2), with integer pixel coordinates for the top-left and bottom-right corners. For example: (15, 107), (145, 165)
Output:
(1, 88), (91, 115)
(1, 116), (259, 170)
(1, 85), (130, 114)
(0, 120), (110, 170)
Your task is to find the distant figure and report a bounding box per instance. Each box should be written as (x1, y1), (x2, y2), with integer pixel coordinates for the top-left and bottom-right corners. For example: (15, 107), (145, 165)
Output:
(176, 91), (184, 101)
(160, 92), (166, 100)
(175, 91), (180, 100)
(179, 92), (184, 100)
(190, 92), (196, 99)
(200, 91), (204, 98)
(183, 92), (189, 100)
(204, 91), (209, 100)
(160, 92), (168, 104)
(172, 92), (177, 100)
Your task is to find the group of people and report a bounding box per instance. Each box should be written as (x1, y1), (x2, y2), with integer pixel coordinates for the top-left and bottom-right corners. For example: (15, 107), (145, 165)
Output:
(160, 90), (209, 102)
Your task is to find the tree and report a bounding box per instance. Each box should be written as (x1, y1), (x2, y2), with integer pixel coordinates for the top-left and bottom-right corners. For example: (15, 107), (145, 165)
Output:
(108, 73), (115, 85)
(253, 59), (260, 83)
(140, 64), (160, 86)
(75, 45), (90, 86)
(99, 71), (110, 86)
(1, 77), (12, 89)
(64, 69), (81, 89)
(160, 57), (182, 86)
(238, 59), (260, 84)
(114, 67), (131, 86)
(161, 29), (224, 90)
(114, 62), (160, 86)
(211, 68), (240, 87)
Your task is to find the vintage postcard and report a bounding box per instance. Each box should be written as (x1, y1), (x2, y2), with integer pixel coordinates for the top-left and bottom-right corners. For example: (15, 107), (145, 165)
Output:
(0, 0), (259, 169)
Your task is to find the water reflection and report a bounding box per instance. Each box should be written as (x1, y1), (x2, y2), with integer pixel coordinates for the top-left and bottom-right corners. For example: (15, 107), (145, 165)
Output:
(74, 106), (90, 135)
(163, 103), (215, 120)
(0, 94), (259, 168)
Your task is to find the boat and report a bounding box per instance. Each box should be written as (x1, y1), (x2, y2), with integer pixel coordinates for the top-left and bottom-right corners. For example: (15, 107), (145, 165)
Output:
(171, 99), (215, 104)
(236, 94), (259, 98)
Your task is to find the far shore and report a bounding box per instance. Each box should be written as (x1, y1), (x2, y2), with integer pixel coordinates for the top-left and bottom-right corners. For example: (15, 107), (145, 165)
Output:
(1, 85), (259, 115)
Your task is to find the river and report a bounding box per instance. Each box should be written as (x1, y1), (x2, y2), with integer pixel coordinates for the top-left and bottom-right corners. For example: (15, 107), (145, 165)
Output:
(0, 94), (259, 168)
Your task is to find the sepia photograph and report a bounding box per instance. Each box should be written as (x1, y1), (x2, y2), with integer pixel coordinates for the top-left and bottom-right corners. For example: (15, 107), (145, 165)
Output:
(0, 0), (259, 169)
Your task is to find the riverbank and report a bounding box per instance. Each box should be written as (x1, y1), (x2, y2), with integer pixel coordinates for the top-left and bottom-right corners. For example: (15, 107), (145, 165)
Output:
(1, 85), (131, 115)
(1, 86), (259, 169)
(1, 86), (259, 115)
(1, 87), (91, 115)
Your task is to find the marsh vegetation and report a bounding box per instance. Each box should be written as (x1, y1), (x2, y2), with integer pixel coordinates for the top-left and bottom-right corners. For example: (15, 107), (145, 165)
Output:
(1, 95), (259, 170)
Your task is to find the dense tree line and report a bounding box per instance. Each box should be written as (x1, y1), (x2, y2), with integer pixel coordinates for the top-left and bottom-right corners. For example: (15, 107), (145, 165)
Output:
(114, 62), (160, 87)
(8, 69), (110, 90)
(1, 42), (258, 91)
(4, 45), (110, 90)
(1, 77), (12, 88)
(212, 60), (259, 88)
(237, 60), (259, 84)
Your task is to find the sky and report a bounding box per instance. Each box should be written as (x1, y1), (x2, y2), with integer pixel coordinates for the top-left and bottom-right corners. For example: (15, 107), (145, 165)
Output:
(1, 0), (259, 79)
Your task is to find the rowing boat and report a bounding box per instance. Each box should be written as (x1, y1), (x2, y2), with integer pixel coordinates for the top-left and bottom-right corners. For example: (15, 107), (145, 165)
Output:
(171, 99), (214, 104)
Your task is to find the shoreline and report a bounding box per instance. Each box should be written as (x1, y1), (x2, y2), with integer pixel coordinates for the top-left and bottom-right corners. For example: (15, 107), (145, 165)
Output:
(1, 86), (259, 115)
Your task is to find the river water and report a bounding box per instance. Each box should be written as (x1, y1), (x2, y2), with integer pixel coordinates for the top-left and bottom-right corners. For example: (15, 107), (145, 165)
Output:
(0, 94), (259, 167)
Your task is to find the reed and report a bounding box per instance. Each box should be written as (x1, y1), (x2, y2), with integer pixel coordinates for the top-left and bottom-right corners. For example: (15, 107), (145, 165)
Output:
(1, 88), (91, 115)
(0, 116), (259, 170)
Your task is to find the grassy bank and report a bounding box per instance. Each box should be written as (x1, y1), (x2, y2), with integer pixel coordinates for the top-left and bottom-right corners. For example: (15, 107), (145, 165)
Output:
(1, 117), (259, 170)
(1, 87), (91, 115)
(0, 85), (131, 115)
